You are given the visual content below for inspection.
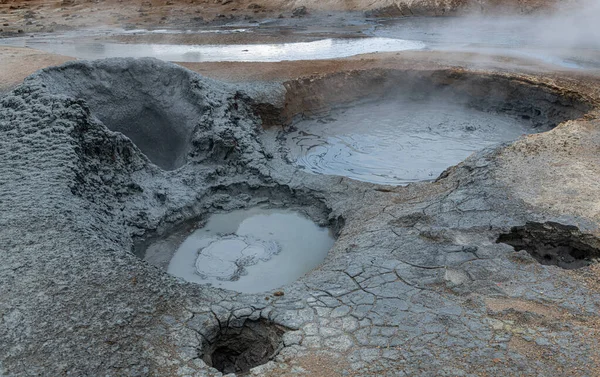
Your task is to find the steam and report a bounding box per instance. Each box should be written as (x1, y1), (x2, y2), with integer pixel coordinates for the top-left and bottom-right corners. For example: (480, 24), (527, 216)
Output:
(459, 0), (600, 50)
(536, 0), (600, 49)
(372, 0), (600, 68)
(428, 0), (600, 49)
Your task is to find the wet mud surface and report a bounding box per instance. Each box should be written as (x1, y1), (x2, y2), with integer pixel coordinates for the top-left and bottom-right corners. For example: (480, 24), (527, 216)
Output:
(279, 98), (542, 185)
(1, 57), (600, 377)
(149, 207), (334, 293)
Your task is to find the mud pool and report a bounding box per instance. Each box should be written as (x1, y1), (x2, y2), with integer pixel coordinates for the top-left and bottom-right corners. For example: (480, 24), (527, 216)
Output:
(280, 99), (542, 185)
(149, 207), (334, 293)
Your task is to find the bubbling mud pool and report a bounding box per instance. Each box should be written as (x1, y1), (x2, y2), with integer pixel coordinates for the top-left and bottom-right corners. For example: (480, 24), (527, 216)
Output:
(281, 98), (541, 185)
(145, 207), (334, 293)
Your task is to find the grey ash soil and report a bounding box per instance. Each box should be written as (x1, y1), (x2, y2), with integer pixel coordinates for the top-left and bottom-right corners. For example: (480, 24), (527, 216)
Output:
(1, 58), (600, 376)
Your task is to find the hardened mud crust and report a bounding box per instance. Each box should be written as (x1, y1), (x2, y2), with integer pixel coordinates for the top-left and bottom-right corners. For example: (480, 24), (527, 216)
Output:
(1, 57), (600, 376)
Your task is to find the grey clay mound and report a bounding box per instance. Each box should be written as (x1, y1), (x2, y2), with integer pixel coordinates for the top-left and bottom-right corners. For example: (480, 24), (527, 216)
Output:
(1, 58), (599, 376)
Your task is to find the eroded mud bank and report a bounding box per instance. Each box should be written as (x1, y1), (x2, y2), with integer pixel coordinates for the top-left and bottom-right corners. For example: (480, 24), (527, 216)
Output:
(1, 58), (600, 377)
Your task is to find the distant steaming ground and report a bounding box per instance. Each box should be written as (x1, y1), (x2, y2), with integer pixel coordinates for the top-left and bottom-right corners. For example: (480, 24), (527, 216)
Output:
(372, 11), (600, 69)
(1, 20), (598, 69)
(2, 0), (600, 68)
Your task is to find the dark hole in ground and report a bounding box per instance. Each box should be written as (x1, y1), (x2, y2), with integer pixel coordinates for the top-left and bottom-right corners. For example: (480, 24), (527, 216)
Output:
(496, 222), (600, 269)
(202, 319), (286, 375)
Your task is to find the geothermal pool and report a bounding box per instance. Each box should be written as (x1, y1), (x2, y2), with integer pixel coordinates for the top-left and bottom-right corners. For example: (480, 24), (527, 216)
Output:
(0, 36), (424, 62)
(158, 207), (334, 293)
(282, 99), (541, 185)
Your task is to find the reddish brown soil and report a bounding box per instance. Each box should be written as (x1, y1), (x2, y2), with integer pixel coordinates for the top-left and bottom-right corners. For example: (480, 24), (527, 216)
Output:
(0, 0), (564, 35)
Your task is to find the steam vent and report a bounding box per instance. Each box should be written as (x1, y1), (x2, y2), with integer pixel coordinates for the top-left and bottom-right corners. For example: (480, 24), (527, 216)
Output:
(1, 1), (600, 376)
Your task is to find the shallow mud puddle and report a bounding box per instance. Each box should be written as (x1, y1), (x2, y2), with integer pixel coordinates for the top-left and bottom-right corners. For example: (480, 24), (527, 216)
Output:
(0, 36), (424, 62)
(166, 207), (334, 293)
(283, 99), (538, 185)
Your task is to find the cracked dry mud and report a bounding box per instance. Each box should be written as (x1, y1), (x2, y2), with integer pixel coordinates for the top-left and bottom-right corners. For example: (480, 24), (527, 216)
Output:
(1, 58), (600, 377)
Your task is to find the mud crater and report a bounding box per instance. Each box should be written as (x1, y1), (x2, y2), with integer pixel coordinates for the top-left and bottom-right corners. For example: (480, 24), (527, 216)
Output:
(269, 70), (592, 185)
(201, 319), (286, 375)
(29, 59), (219, 170)
(497, 222), (600, 269)
(134, 185), (340, 293)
